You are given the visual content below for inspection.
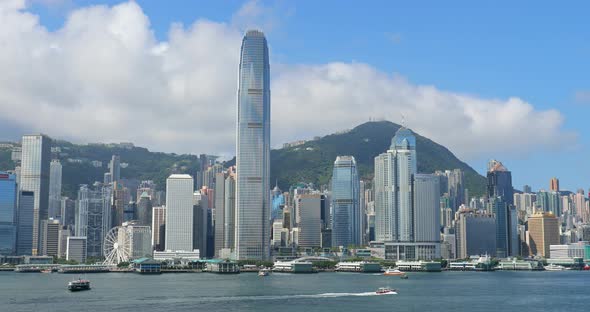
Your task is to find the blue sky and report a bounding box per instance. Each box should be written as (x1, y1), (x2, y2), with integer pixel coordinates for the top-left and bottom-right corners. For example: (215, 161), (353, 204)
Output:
(12, 0), (590, 191)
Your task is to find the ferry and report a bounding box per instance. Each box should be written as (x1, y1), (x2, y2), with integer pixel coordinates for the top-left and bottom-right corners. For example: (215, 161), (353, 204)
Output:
(67, 278), (91, 292)
(258, 268), (270, 276)
(376, 287), (396, 295)
(383, 268), (406, 276)
(544, 264), (567, 271)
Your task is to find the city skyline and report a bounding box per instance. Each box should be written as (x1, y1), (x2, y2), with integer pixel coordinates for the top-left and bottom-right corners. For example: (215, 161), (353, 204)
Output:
(0, 1), (588, 192)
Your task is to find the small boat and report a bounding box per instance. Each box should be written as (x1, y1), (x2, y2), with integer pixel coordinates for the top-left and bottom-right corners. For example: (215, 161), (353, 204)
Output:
(400, 274), (408, 279)
(383, 268), (405, 276)
(68, 278), (91, 291)
(544, 264), (567, 271)
(41, 269), (52, 273)
(376, 287), (396, 295)
(258, 268), (270, 276)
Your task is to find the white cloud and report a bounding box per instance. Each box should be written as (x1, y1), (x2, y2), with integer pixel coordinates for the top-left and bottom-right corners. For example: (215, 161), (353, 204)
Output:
(0, 1), (574, 161)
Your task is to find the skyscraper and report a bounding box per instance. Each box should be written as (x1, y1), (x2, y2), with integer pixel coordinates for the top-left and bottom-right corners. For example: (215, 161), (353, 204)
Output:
(527, 212), (559, 258)
(549, 177), (559, 192)
(48, 160), (62, 219)
(331, 156), (361, 247)
(223, 168), (236, 252)
(16, 191), (34, 255)
(20, 134), (51, 255)
(41, 219), (60, 257)
(413, 174), (440, 244)
(487, 160), (514, 206)
(235, 30), (271, 260)
(136, 192), (153, 226)
(75, 184), (111, 257)
(109, 155), (121, 183)
(165, 174), (194, 252)
(374, 127), (417, 242)
(455, 209), (497, 258)
(0, 172), (18, 255)
(295, 194), (323, 248)
(151, 206), (166, 251)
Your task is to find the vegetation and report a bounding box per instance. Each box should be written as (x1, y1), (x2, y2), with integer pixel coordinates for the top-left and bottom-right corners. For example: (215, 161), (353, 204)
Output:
(117, 262), (130, 268)
(312, 261), (338, 269)
(53, 257), (78, 265)
(0, 120), (486, 198)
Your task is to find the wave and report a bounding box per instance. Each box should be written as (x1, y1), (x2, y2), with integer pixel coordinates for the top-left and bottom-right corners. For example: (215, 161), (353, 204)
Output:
(204, 291), (396, 302)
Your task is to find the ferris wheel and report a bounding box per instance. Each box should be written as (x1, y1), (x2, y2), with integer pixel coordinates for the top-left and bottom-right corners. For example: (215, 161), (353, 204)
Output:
(103, 226), (131, 265)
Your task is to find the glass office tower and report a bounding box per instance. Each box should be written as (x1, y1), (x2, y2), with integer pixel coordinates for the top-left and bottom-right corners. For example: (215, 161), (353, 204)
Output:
(331, 156), (361, 247)
(235, 30), (271, 260)
(0, 172), (17, 255)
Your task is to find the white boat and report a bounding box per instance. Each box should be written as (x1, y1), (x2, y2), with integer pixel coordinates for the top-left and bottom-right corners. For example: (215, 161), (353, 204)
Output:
(376, 287), (396, 295)
(383, 268), (406, 276)
(544, 264), (567, 271)
(258, 268), (270, 276)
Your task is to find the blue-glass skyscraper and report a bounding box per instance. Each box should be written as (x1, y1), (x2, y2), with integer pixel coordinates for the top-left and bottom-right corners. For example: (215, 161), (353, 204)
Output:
(487, 160), (518, 257)
(0, 172), (17, 255)
(331, 156), (361, 247)
(235, 30), (271, 260)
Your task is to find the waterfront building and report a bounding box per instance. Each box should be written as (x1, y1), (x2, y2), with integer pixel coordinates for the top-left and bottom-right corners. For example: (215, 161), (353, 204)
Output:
(16, 191), (35, 255)
(48, 160), (62, 219)
(66, 236), (87, 263)
(136, 192), (152, 226)
(295, 194), (323, 248)
(165, 174), (194, 252)
(75, 184), (111, 257)
(235, 30), (271, 260)
(40, 219), (60, 257)
(122, 221), (152, 259)
(550, 242), (589, 261)
(331, 156), (361, 247)
(109, 155), (121, 183)
(20, 134), (51, 255)
(61, 197), (76, 229)
(0, 172), (17, 255)
(151, 206), (166, 251)
(153, 250), (200, 262)
(455, 209), (496, 258)
(527, 212), (559, 258)
(57, 226), (70, 258)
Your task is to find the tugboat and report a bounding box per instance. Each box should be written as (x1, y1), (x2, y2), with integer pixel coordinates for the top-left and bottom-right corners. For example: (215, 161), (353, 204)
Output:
(68, 278), (91, 292)
(375, 287), (396, 295)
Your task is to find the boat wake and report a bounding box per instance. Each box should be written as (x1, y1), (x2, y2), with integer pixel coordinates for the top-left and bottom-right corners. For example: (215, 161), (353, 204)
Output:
(208, 291), (396, 302)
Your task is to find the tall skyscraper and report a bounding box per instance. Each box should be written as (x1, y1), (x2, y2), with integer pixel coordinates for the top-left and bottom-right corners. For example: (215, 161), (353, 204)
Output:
(109, 155), (121, 183)
(20, 134), (51, 255)
(487, 160), (514, 206)
(549, 177), (559, 192)
(295, 194), (323, 248)
(151, 206), (166, 251)
(214, 171), (226, 257)
(16, 191), (35, 255)
(455, 209), (497, 258)
(374, 127), (417, 242)
(413, 174), (440, 244)
(48, 160), (62, 219)
(235, 30), (271, 260)
(0, 172), (18, 255)
(75, 184), (111, 257)
(223, 168), (236, 252)
(136, 192), (153, 226)
(527, 212), (559, 258)
(331, 156), (361, 247)
(435, 169), (464, 212)
(165, 174), (194, 252)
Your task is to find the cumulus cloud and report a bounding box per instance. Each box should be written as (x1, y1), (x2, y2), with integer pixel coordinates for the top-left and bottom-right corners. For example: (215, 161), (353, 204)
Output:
(0, 1), (574, 160)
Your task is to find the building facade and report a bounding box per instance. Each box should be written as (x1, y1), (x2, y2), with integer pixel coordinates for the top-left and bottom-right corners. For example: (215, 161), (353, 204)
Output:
(528, 212), (560, 258)
(48, 160), (62, 219)
(165, 174), (194, 252)
(0, 172), (17, 255)
(235, 30), (271, 260)
(20, 134), (51, 255)
(331, 156), (361, 247)
(455, 209), (497, 258)
(16, 191), (35, 255)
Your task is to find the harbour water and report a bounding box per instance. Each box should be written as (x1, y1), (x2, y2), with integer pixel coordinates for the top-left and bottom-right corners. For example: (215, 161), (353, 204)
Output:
(2, 271), (588, 312)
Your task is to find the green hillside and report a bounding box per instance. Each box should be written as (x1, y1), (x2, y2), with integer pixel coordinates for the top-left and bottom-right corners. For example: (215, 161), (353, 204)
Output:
(266, 121), (486, 195)
(0, 121), (487, 198)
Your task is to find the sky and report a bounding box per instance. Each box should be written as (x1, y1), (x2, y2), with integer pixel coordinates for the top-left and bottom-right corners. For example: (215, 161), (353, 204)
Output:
(0, 0), (589, 192)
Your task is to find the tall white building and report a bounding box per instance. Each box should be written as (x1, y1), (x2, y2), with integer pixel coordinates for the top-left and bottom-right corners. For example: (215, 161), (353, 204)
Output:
(374, 127), (416, 242)
(413, 174), (440, 243)
(20, 134), (51, 255)
(235, 30), (271, 260)
(48, 160), (62, 219)
(165, 174), (194, 252)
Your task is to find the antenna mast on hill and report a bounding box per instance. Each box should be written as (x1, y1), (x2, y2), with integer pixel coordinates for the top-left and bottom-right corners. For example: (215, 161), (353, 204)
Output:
(401, 114), (406, 128)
